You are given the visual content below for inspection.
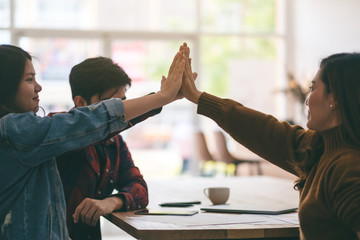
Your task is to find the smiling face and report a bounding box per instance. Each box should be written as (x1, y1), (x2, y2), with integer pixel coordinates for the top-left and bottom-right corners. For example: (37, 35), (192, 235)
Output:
(13, 59), (42, 113)
(305, 68), (339, 131)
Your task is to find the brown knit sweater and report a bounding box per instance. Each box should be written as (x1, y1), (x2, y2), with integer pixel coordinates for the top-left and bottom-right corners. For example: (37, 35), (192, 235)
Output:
(197, 92), (360, 240)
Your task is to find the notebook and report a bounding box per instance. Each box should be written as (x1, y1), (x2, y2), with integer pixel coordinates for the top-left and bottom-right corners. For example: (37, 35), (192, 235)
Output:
(201, 203), (298, 215)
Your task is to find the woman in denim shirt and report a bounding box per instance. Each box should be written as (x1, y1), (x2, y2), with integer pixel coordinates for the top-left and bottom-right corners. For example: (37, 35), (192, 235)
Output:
(0, 45), (186, 239)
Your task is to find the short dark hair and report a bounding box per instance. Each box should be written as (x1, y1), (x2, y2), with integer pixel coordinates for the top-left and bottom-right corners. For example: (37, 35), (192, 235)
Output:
(69, 57), (131, 104)
(0, 45), (32, 117)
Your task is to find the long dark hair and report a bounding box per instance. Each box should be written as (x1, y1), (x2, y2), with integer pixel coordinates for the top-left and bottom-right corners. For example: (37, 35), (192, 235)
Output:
(320, 53), (360, 147)
(0, 45), (32, 117)
(294, 52), (360, 189)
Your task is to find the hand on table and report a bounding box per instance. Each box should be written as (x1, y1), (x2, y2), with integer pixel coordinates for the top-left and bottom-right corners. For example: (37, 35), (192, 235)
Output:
(73, 197), (123, 226)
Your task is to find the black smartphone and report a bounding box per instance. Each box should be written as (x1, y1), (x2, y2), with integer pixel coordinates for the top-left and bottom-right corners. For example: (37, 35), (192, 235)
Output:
(135, 209), (198, 216)
(159, 201), (201, 207)
(159, 203), (194, 207)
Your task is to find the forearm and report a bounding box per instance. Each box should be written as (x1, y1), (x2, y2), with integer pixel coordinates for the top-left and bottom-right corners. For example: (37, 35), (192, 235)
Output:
(197, 92), (299, 175)
(122, 92), (168, 121)
(106, 196), (124, 211)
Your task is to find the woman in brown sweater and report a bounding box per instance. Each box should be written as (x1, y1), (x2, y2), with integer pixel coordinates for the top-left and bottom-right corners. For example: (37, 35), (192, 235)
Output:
(180, 43), (360, 240)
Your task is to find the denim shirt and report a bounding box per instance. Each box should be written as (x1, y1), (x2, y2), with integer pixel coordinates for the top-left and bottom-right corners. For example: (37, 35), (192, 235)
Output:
(0, 99), (128, 240)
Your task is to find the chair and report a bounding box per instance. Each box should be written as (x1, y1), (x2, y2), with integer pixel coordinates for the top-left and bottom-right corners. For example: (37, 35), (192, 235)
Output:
(212, 131), (263, 176)
(194, 131), (216, 176)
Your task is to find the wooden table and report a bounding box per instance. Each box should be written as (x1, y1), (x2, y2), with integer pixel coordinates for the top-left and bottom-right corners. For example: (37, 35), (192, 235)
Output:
(104, 176), (300, 240)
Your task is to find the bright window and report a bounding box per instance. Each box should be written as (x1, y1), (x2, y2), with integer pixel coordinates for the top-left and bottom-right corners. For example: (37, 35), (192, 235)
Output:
(111, 40), (192, 83)
(14, 0), (196, 31)
(200, 36), (278, 95)
(0, 0), (10, 28)
(2, 0), (286, 176)
(15, 0), (97, 29)
(0, 31), (10, 44)
(200, 0), (276, 33)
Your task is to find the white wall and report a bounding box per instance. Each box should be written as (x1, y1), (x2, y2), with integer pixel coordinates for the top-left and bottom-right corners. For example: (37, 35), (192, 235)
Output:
(291, 0), (360, 79)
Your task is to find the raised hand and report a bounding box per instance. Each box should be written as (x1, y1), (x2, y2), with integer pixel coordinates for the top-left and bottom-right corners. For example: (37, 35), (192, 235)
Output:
(179, 42), (202, 104)
(161, 49), (197, 100)
(159, 51), (185, 103)
(120, 51), (185, 121)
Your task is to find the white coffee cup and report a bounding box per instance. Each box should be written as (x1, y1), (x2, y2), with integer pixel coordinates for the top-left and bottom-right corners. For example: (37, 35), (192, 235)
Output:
(203, 187), (230, 205)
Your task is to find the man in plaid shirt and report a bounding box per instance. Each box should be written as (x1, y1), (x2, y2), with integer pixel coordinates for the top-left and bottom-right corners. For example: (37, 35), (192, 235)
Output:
(56, 57), (161, 240)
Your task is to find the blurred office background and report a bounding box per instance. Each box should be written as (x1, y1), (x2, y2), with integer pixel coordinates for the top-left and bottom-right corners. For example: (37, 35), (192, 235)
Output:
(1, 0), (360, 178)
(1, 0), (359, 238)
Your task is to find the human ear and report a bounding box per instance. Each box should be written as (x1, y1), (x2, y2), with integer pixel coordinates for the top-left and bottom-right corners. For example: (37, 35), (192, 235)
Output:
(74, 96), (88, 107)
(329, 94), (336, 109)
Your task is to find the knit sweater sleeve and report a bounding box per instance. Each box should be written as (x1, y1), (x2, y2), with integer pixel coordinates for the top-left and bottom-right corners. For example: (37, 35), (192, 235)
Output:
(197, 92), (304, 176)
(327, 150), (360, 232)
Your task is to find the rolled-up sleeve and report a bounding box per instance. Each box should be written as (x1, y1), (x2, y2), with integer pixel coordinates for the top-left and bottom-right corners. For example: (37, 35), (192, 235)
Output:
(101, 98), (127, 133)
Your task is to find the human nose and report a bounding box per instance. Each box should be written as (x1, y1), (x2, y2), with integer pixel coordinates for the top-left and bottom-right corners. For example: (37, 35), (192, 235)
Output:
(35, 80), (42, 93)
(305, 96), (309, 106)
